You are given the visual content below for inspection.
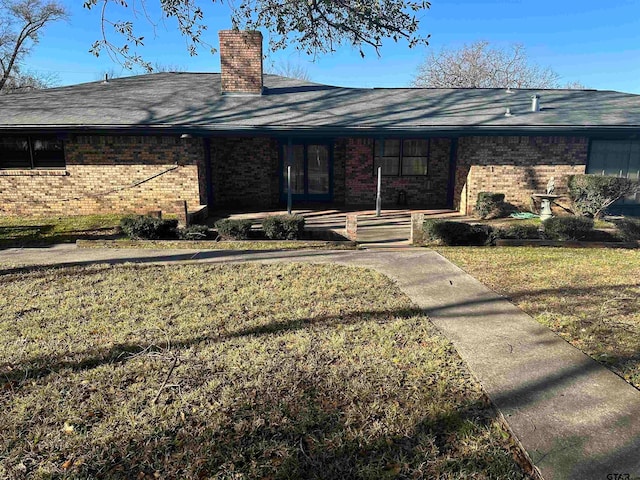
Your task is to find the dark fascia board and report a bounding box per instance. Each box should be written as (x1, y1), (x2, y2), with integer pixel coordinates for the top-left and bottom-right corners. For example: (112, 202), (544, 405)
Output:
(1, 124), (640, 139)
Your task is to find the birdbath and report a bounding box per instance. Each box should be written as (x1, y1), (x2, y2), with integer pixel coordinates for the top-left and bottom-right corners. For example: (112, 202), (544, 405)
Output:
(531, 193), (561, 221)
(532, 177), (560, 222)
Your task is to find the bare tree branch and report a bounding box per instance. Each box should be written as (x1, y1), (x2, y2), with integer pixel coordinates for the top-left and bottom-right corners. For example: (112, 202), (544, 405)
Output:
(0, 0), (67, 93)
(82, 0), (430, 71)
(264, 57), (311, 81)
(412, 41), (582, 89)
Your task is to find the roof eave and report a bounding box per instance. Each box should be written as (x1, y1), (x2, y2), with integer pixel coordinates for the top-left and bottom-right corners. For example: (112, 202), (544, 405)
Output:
(1, 124), (639, 138)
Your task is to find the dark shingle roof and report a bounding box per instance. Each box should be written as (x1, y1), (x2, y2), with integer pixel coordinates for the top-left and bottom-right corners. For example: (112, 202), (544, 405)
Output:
(1, 72), (640, 133)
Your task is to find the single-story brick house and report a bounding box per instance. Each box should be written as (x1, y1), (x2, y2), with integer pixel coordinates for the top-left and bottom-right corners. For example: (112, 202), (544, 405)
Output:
(1, 30), (639, 217)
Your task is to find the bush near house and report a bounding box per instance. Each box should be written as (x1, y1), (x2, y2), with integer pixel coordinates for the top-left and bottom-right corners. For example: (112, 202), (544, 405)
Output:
(474, 192), (516, 219)
(568, 174), (640, 219)
(613, 217), (640, 242)
(120, 215), (179, 240)
(214, 218), (253, 240)
(498, 224), (541, 240)
(262, 214), (306, 240)
(475, 192), (504, 219)
(542, 216), (594, 241)
(177, 224), (211, 240)
(423, 219), (496, 246)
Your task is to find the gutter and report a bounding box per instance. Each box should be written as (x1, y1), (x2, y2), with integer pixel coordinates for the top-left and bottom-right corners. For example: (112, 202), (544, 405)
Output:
(1, 124), (640, 138)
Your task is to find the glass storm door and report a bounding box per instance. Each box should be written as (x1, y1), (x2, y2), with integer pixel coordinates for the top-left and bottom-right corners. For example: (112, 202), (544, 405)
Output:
(282, 142), (332, 202)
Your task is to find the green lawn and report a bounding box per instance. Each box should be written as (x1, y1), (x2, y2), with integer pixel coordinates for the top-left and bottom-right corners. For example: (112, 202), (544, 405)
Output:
(0, 214), (123, 246)
(437, 247), (640, 389)
(0, 263), (529, 479)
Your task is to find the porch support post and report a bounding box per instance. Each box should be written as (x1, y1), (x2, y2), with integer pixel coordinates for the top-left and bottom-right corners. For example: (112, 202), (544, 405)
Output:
(376, 138), (384, 217)
(287, 137), (293, 215)
(376, 166), (382, 217)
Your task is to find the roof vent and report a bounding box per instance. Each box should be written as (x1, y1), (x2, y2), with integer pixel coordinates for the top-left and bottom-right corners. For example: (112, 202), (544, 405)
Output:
(531, 94), (541, 112)
(505, 107), (513, 117)
(102, 73), (109, 85)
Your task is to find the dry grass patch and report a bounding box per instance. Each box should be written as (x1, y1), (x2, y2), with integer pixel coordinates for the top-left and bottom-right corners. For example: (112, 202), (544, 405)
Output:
(0, 263), (528, 479)
(77, 239), (357, 250)
(437, 247), (640, 389)
(0, 215), (123, 246)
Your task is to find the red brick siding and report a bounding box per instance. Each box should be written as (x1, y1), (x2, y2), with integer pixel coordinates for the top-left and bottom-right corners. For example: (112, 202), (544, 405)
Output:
(344, 137), (452, 207)
(219, 30), (263, 95)
(332, 139), (347, 205)
(210, 136), (279, 207)
(454, 136), (588, 214)
(0, 135), (205, 216)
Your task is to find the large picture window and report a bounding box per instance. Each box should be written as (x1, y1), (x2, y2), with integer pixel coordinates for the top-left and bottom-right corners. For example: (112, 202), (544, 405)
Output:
(374, 138), (429, 176)
(588, 139), (640, 208)
(0, 135), (65, 169)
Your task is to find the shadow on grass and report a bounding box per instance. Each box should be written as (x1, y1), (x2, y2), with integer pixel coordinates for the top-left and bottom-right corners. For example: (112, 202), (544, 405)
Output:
(0, 225), (121, 249)
(0, 307), (423, 389)
(0, 303), (532, 478)
(0, 248), (352, 277)
(94, 392), (527, 480)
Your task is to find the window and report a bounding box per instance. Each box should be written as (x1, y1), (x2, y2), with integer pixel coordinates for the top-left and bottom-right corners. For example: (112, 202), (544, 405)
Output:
(0, 135), (65, 169)
(374, 138), (428, 176)
(588, 139), (640, 207)
(374, 139), (400, 175)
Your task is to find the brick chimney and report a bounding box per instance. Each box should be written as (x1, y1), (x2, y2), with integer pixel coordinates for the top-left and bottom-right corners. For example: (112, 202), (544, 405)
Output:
(219, 30), (263, 95)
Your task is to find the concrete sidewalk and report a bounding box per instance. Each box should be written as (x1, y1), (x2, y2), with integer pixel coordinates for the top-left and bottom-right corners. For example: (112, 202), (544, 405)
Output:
(1, 244), (639, 479)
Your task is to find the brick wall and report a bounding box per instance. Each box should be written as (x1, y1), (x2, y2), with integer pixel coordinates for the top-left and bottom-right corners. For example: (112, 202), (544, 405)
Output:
(344, 137), (452, 207)
(219, 30), (263, 95)
(0, 135), (205, 216)
(454, 136), (589, 215)
(210, 136), (279, 207)
(333, 139), (347, 204)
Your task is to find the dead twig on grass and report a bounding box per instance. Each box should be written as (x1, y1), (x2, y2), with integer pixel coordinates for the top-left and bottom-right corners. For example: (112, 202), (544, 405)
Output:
(152, 354), (179, 405)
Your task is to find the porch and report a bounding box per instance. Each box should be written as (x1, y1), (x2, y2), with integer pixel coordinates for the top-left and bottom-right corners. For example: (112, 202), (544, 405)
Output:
(213, 207), (466, 246)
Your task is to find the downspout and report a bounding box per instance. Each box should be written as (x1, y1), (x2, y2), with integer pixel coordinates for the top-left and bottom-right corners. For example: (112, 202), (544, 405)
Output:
(204, 138), (214, 208)
(446, 138), (458, 209)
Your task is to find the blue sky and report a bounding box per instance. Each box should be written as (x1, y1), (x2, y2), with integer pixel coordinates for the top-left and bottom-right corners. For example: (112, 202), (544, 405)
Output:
(26, 0), (640, 93)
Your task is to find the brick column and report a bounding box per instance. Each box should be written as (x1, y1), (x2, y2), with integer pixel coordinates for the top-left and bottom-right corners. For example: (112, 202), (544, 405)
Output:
(410, 212), (425, 245)
(345, 214), (358, 240)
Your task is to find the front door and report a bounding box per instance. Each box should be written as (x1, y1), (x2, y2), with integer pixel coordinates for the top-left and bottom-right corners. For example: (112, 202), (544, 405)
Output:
(281, 142), (332, 202)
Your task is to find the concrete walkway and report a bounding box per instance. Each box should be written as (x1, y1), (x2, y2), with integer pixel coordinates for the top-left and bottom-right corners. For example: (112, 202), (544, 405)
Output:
(1, 244), (639, 479)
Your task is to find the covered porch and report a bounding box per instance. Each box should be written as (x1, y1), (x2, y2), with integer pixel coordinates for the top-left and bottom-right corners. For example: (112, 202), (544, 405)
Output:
(212, 207), (466, 246)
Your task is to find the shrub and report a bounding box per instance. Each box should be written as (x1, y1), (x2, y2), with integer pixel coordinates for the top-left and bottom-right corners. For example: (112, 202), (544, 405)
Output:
(613, 217), (640, 242)
(262, 215), (306, 240)
(475, 192), (506, 219)
(498, 224), (541, 240)
(423, 219), (496, 246)
(214, 219), (253, 240)
(120, 215), (178, 240)
(542, 216), (594, 241)
(178, 224), (210, 240)
(568, 174), (640, 219)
